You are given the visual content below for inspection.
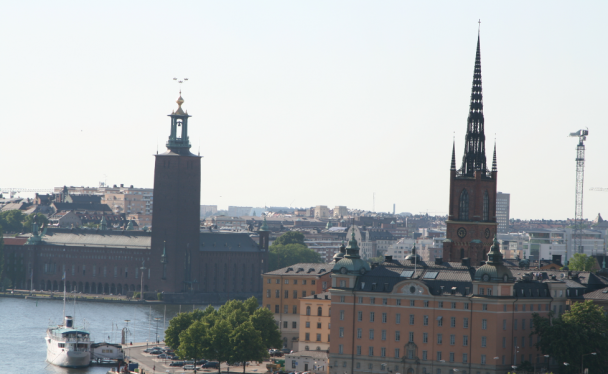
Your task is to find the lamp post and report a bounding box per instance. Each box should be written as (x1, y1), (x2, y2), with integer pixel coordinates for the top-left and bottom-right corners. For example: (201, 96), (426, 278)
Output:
(512, 365), (518, 374)
(581, 352), (596, 374)
(140, 261), (146, 301)
(544, 355), (550, 373)
(124, 320), (131, 364)
(154, 317), (161, 344)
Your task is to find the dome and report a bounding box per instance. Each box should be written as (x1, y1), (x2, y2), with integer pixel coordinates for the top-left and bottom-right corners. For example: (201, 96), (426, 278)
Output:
(474, 235), (514, 283)
(332, 257), (371, 275)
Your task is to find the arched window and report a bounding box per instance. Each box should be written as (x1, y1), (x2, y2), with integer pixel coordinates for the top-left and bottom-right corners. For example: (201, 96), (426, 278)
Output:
(459, 189), (469, 221)
(482, 191), (489, 221)
(306, 306), (311, 316)
(317, 307), (323, 316)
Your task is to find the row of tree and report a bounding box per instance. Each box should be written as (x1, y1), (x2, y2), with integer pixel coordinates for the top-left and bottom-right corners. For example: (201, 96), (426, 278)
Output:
(0, 210), (48, 234)
(165, 297), (282, 373)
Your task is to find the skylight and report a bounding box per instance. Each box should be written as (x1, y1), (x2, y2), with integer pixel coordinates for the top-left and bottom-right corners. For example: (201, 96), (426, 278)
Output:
(423, 271), (439, 279)
(400, 270), (414, 278)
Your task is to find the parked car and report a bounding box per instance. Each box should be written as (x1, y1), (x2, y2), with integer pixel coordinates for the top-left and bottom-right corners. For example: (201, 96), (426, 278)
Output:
(170, 361), (185, 367)
(144, 347), (162, 353)
(203, 361), (219, 368)
(196, 359), (208, 365)
(183, 364), (196, 370)
(149, 350), (163, 355)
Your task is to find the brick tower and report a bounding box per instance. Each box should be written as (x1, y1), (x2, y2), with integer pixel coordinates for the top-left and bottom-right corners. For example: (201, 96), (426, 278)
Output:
(443, 35), (498, 266)
(149, 93), (202, 292)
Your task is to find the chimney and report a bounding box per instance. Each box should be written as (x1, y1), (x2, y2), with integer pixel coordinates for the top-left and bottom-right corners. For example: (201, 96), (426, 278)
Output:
(461, 258), (470, 267)
(385, 255), (393, 262)
(435, 257), (443, 265)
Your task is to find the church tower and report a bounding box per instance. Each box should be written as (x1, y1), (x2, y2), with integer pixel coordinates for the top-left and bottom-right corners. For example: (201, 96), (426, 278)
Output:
(443, 35), (498, 266)
(149, 93), (202, 292)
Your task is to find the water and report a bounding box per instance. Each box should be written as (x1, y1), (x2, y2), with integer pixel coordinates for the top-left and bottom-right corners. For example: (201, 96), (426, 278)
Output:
(0, 297), (207, 374)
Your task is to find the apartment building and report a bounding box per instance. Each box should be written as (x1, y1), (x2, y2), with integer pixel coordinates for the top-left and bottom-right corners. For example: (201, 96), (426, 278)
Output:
(262, 264), (332, 350)
(298, 292), (331, 352)
(328, 234), (585, 374)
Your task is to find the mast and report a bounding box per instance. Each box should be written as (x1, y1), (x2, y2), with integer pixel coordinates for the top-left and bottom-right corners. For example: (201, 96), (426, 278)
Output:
(62, 270), (66, 322)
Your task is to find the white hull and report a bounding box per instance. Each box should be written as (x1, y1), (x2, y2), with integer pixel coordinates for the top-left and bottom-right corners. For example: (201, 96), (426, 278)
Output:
(46, 343), (91, 367)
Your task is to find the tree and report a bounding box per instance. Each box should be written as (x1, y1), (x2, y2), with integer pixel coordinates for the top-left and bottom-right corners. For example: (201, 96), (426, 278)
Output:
(165, 309), (207, 349)
(532, 301), (608, 373)
(177, 320), (208, 364)
(201, 319), (233, 374)
(250, 307), (282, 349)
(273, 231), (306, 246)
(268, 244), (322, 271)
(0, 226), (4, 283)
(22, 213), (49, 233)
(230, 321), (268, 373)
(568, 253), (596, 271)
(0, 210), (25, 233)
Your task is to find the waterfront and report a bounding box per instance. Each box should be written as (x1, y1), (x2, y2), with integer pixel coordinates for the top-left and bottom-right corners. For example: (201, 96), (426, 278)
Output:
(0, 296), (207, 373)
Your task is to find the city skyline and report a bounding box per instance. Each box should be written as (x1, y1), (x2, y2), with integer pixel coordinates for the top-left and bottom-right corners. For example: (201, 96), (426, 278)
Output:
(1, 1), (607, 220)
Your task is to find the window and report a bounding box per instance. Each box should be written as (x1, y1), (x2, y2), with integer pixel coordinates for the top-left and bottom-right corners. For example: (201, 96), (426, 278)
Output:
(293, 290), (297, 298)
(438, 316), (443, 327)
(522, 319), (526, 330)
(514, 319), (518, 330)
(357, 329), (362, 338)
(306, 306), (311, 316)
(487, 288), (492, 296)
(437, 351), (442, 361)
(438, 301), (444, 308)
(339, 280), (345, 287)
(340, 310), (344, 320)
(424, 300), (429, 307)
(451, 302), (456, 309)
(464, 302), (469, 310)
(481, 336), (487, 347)
(275, 290), (280, 298)
(450, 334), (455, 345)
(383, 298), (388, 305)
(323, 281), (327, 289)
(356, 346), (361, 356)
(482, 304), (487, 311)
(302, 291), (307, 297)
(482, 191), (489, 221)
(502, 337), (506, 348)
(285, 279), (289, 284)
(482, 319), (487, 330)
(409, 332), (414, 342)
(463, 353), (468, 364)
(459, 189), (469, 220)
(339, 327), (344, 337)
(266, 290), (270, 298)
(437, 334), (443, 344)
(381, 348), (386, 357)
(410, 300), (415, 306)
(395, 348), (400, 358)
(266, 304), (270, 310)
(449, 352), (455, 362)
(479, 288), (484, 296)
(340, 296), (345, 302)
(369, 347), (374, 356)
(275, 305), (279, 313)
(284, 305), (288, 314)
(316, 334), (321, 341)
(284, 290), (289, 298)
(396, 299), (402, 306)
(395, 331), (400, 341)
(339, 344), (343, 354)
(424, 315), (429, 326)
(481, 355), (486, 365)
(370, 312), (375, 322)
(357, 311), (362, 321)
(294, 280), (298, 285)
(302, 280), (307, 285)
(523, 304), (526, 311)
(423, 333), (428, 343)
(422, 351), (428, 361)
(283, 321), (288, 328)
(358, 297), (363, 303)
(369, 329), (374, 340)
(305, 333), (310, 341)
(292, 322), (297, 328)
(267, 278), (271, 284)
(317, 307), (322, 316)
(381, 330), (386, 340)
(503, 319), (507, 330)
(410, 315), (415, 325)
(463, 318), (469, 328)
(293, 306), (297, 314)
(396, 313), (401, 324)
(306, 322), (310, 328)
(450, 317), (456, 327)
(382, 313), (387, 323)
(530, 319), (534, 329)
(463, 335), (468, 346)
(370, 297), (375, 304)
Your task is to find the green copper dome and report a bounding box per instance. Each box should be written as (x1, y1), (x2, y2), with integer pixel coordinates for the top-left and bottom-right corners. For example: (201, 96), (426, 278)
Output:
(474, 235), (514, 282)
(332, 230), (370, 275)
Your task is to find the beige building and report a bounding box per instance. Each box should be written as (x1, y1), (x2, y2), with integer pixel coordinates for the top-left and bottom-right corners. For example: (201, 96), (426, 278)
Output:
(262, 264), (333, 350)
(333, 206), (348, 218)
(298, 292), (331, 352)
(315, 206), (331, 219)
(102, 192), (146, 215)
(126, 213), (152, 229)
(285, 350), (329, 374)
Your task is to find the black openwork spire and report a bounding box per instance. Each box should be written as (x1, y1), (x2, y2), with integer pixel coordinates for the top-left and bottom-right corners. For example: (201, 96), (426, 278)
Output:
(492, 142), (497, 172)
(450, 139), (456, 170)
(460, 34), (487, 176)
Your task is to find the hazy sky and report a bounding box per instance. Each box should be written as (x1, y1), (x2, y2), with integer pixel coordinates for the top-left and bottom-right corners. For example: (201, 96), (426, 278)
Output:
(1, 1), (607, 220)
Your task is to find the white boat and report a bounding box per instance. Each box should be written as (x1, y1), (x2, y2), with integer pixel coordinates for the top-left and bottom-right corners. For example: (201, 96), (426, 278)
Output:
(45, 315), (92, 367)
(45, 272), (91, 368)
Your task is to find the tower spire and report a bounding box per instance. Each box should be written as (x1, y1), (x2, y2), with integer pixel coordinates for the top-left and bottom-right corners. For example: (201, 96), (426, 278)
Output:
(450, 138), (456, 170)
(492, 141), (497, 172)
(460, 33), (487, 176)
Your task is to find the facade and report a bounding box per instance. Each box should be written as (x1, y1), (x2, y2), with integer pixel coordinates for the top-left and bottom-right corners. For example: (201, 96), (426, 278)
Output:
(200, 205), (218, 218)
(315, 206), (331, 219)
(334, 206), (348, 218)
(523, 228), (606, 263)
(327, 229), (598, 374)
(496, 192), (510, 233)
(285, 351), (329, 374)
(298, 292), (331, 352)
(262, 264), (332, 350)
(443, 36), (498, 266)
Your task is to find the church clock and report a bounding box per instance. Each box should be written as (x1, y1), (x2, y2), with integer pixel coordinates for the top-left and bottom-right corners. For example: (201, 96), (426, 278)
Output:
(457, 227), (467, 238)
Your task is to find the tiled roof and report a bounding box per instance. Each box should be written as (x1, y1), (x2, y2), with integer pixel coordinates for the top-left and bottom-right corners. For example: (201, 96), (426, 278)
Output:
(199, 232), (260, 252)
(41, 230), (151, 248)
(583, 287), (608, 301)
(53, 202), (112, 212)
(265, 263), (330, 276)
(303, 291), (331, 300)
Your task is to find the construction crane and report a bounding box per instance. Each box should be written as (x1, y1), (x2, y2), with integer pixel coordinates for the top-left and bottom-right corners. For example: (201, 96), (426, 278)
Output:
(0, 188), (53, 198)
(569, 129), (589, 255)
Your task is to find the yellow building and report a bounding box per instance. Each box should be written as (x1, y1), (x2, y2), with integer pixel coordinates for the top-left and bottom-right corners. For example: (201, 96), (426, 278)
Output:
(299, 292), (331, 352)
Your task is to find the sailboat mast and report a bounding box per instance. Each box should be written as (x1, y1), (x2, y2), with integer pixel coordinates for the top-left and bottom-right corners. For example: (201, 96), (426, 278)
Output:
(63, 272), (66, 321)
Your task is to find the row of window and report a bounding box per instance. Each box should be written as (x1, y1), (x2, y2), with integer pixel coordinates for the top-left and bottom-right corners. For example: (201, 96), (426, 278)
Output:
(266, 289), (316, 299)
(269, 305), (328, 316)
(43, 264), (150, 279)
(266, 278), (316, 285)
(303, 333), (329, 342)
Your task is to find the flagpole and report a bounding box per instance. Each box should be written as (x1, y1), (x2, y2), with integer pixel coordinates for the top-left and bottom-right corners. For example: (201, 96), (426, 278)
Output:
(62, 271), (66, 321)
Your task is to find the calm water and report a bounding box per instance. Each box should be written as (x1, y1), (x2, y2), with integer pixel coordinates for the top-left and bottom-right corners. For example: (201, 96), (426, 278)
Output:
(0, 297), (210, 374)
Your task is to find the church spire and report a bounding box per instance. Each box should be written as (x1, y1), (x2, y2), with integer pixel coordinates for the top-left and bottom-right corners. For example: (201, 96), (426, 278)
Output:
(492, 142), (497, 172)
(450, 139), (456, 170)
(460, 34), (487, 176)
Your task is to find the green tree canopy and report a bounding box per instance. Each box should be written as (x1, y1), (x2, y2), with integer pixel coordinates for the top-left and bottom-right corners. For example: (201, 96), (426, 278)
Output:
(273, 231), (306, 246)
(532, 301), (608, 373)
(268, 243), (322, 271)
(0, 210), (26, 233)
(165, 309), (208, 349)
(176, 320), (208, 363)
(568, 253), (597, 271)
(201, 319), (233, 373)
(250, 307), (283, 349)
(230, 321), (268, 373)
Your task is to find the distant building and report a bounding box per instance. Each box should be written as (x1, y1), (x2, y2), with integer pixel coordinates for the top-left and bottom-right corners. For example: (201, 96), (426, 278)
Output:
(200, 205), (218, 218)
(228, 206), (253, 217)
(496, 192), (510, 233)
(297, 292), (331, 352)
(333, 206), (348, 218)
(314, 206), (331, 219)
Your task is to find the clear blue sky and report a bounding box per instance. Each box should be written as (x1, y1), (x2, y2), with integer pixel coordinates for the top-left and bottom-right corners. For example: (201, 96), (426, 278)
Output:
(1, 1), (607, 220)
